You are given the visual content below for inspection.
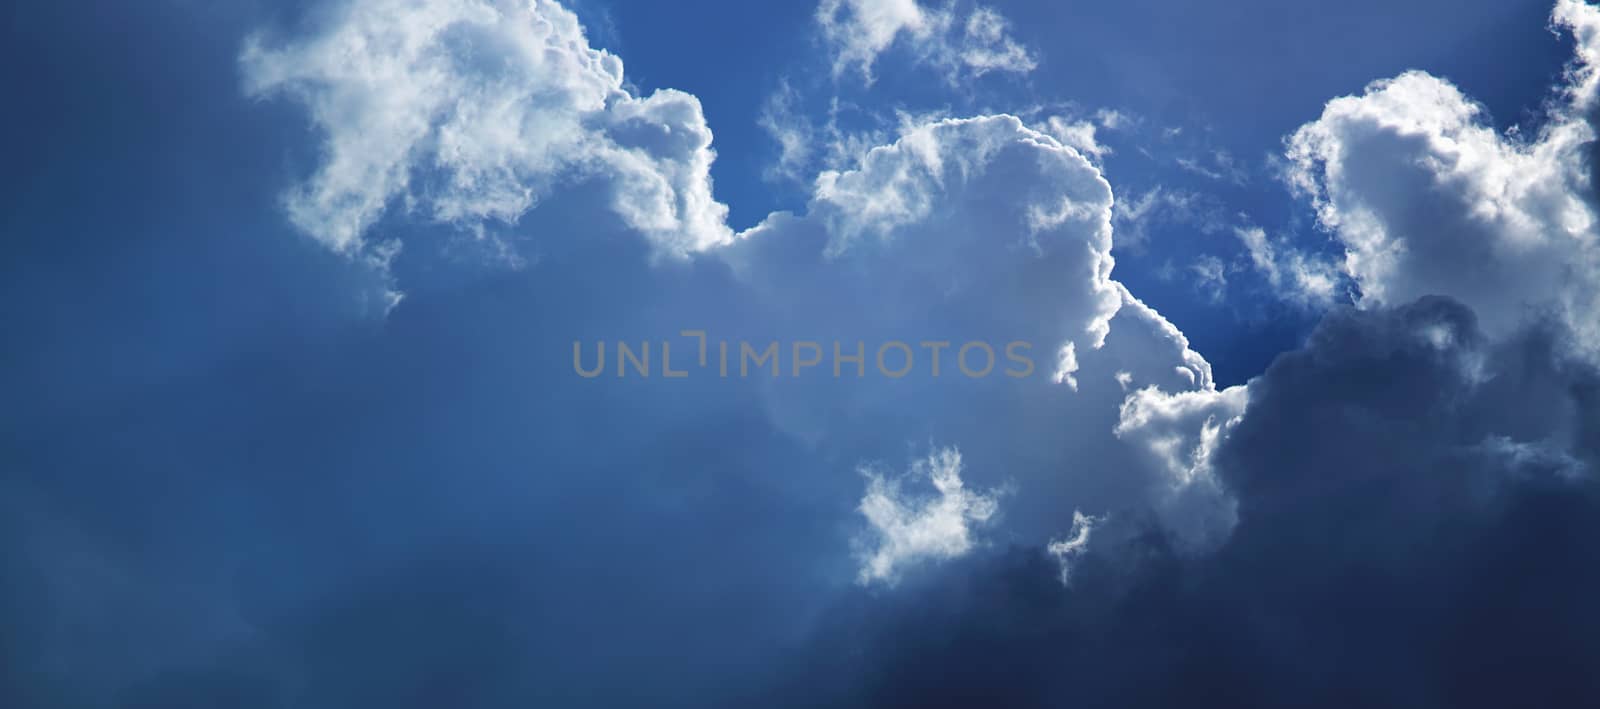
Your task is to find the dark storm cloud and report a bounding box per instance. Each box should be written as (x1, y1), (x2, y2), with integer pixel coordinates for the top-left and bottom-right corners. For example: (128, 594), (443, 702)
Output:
(768, 297), (1600, 708)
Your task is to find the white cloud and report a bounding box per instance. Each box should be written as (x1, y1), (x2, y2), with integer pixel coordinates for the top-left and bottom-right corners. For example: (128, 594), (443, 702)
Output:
(1234, 226), (1342, 307)
(761, 2), (1040, 183)
(1094, 109), (1133, 131)
(1053, 341), (1081, 389)
(1104, 283), (1216, 392)
(732, 114), (1183, 390)
(1176, 149), (1247, 184)
(854, 447), (1002, 585)
(956, 6), (1037, 77)
(1114, 385), (1249, 553)
(1112, 185), (1224, 251)
(1556, 0), (1600, 106)
(758, 79), (818, 183)
(241, 0), (732, 262)
(727, 111), (1218, 552)
(799, 113), (1119, 288)
(1285, 0), (1600, 355)
(1104, 1), (1600, 558)
(1111, 0), (1600, 544)
(1042, 116), (1110, 161)
(1190, 254), (1229, 304)
(758, 84), (892, 184)
(817, 0), (1036, 84)
(244, 0), (1234, 571)
(1046, 510), (1100, 586)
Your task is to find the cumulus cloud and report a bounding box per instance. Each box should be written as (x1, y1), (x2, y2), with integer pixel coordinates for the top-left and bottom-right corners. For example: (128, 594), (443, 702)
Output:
(21, 0), (1247, 698)
(855, 447), (1002, 584)
(241, 0), (1220, 567)
(241, 0), (732, 262)
(1285, 0), (1600, 355)
(63, 0), (1600, 704)
(1108, 0), (1600, 558)
(1113, 382), (1247, 553)
(803, 113), (1118, 272)
(25, 0), (1600, 706)
(723, 111), (1218, 554)
(779, 297), (1600, 708)
(817, 0), (1036, 84)
(727, 111), (1217, 433)
(1105, 0), (1600, 562)
(734, 112), (1128, 337)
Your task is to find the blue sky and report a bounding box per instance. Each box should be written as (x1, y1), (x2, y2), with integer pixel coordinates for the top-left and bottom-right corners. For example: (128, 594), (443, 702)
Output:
(6, 1), (1600, 707)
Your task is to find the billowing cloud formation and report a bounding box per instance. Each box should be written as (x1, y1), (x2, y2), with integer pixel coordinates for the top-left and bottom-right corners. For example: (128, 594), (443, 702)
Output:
(776, 297), (1600, 707)
(817, 0), (1036, 84)
(1286, 0), (1600, 354)
(720, 112), (1225, 556)
(1113, 0), (1600, 554)
(1114, 382), (1246, 552)
(239, 0), (1219, 570)
(855, 447), (1001, 584)
(241, 0), (731, 259)
(23, 0), (1600, 706)
(4, 1), (1245, 703)
(727, 110), (1210, 384)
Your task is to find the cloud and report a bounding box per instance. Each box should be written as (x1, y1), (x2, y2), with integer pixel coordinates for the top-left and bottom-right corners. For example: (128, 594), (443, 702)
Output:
(758, 79), (819, 183)
(241, 0), (732, 262)
(956, 6), (1037, 78)
(52, 0), (1600, 706)
(1188, 254), (1229, 304)
(1113, 382), (1247, 553)
(1235, 225), (1343, 306)
(816, 0), (1036, 84)
(1285, 0), (1600, 355)
(239, 0), (1219, 566)
(1094, 108), (1133, 131)
(226, 1), (1600, 705)
(1175, 149), (1247, 184)
(759, 1), (1042, 192)
(1041, 115), (1110, 161)
(725, 113), (1217, 453)
(800, 113), (1119, 275)
(11, 5), (1233, 702)
(720, 111), (1219, 562)
(1111, 185), (1225, 251)
(1106, 0), (1600, 568)
(1045, 510), (1099, 585)
(854, 447), (1002, 584)
(774, 295), (1600, 708)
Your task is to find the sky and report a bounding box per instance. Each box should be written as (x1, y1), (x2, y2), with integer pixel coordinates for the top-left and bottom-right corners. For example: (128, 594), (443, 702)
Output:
(4, 0), (1600, 706)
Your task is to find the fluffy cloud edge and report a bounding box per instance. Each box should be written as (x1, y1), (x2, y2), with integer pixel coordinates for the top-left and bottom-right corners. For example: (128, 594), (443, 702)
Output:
(854, 447), (1004, 585)
(241, 0), (733, 265)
